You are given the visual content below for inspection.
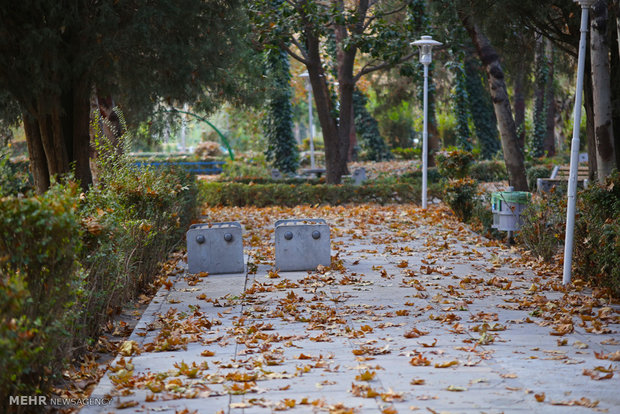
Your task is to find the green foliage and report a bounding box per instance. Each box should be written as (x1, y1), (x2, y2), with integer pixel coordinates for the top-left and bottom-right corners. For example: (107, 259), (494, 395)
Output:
(221, 158), (270, 179)
(353, 90), (393, 162)
(200, 180), (442, 207)
(0, 149), (33, 196)
(400, 167), (442, 184)
(452, 60), (473, 151)
(392, 147), (420, 160)
(0, 182), (84, 401)
(0, 118), (199, 400)
(518, 191), (566, 261)
(464, 59), (501, 159)
(469, 160), (508, 182)
(530, 40), (551, 158)
(574, 172), (620, 296)
(442, 178), (478, 222)
(436, 149), (475, 180)
(263, 47), (299, 174)
(79, 128), (197, 338)
(526, 165), (553, 190)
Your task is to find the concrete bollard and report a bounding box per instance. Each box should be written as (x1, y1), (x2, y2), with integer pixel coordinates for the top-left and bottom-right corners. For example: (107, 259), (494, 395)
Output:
(275, 219), (331, 271)
(352, 168), (367, 186)
(271, 169), (283, 180)
(187, 222), (244, 274)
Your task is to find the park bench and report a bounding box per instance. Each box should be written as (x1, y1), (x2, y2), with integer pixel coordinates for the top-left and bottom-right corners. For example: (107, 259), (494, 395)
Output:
(537, 164), (590, 193)
(132, 160), (225, 175)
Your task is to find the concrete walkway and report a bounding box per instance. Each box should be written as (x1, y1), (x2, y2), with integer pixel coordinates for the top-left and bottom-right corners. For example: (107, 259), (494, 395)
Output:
(83, 204), (620, 414)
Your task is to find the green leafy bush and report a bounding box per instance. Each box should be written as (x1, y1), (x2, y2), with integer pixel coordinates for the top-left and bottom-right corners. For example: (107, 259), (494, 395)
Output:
(200, 180), (441, 207)
(436, 149), (474, 180)
(518, 191), (566, 261)
(399, 167), (441, 184)
(221, 158), (270, 179)
(469, 160), (508, 182)
(392, 147), (420, 160)
(442, 178), (478, 222)
(0, 149), (33, 196)
(574, 172), (620, 296)
(79, 148), (197, 339)
(526, 165), (553, 191)
(0, 182), (84, 401)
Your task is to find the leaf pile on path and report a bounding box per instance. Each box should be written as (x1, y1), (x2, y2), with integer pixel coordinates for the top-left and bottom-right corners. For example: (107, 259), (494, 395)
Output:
(98, 204), (619, 413)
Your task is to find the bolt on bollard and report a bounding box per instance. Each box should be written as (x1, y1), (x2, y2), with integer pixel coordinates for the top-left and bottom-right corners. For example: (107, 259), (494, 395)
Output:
(187, 221), (244, 274)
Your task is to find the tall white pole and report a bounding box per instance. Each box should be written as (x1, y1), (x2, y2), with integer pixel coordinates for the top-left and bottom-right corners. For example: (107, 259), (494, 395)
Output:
(563, 4), (590, 285)
(422, 63), (429, 209)
(307, 83), (316, 169)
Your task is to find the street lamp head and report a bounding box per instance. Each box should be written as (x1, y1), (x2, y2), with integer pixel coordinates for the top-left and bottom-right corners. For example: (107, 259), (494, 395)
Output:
(411, 35), (442, 65)
(573, 0), (595, 6)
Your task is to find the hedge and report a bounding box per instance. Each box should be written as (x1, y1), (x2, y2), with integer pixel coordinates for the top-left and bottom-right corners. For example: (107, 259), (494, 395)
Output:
(200, 180), (442, 207)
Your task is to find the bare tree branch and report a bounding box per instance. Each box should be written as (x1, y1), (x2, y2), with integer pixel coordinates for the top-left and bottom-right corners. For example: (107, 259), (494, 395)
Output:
(283, 40), (310, 65)
(354, 51), (416, 80)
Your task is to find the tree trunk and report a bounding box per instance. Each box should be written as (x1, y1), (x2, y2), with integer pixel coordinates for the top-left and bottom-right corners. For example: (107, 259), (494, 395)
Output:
(591, 0), (617, 181)
(335, 18), (355, 179)
(37, 100), (70, 178)
(544, 39), (556, 157)
(22, 85), (93, 193)
(22, 112), (50, 194)
(460, 13), (528, 191)
(304, 28), (340, 183)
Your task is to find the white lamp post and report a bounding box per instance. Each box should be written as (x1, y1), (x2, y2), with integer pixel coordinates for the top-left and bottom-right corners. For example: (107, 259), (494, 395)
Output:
(411, 35), (442, 209)
(299, 71), (316, 169)
(563, 0), (595, 286)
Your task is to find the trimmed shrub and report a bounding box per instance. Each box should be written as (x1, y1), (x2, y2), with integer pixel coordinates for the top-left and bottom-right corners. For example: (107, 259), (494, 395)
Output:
(526, 165), (553, 191)
(574, 172), (620, 296)
(518, 191), (566, 261)
(469, 160), (508, 182)
(0, 182), (84, 402)
(399, 167), (442, 184)
(199, 180), (441, 207)
(79, 156), (197, 339)
(442, 178), (478, 222)
(436, 149), (474, 180)
(392, 147), (420, 160)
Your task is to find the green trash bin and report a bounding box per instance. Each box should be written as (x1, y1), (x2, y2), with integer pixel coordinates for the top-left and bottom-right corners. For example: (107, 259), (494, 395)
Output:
(491, 191), (531, 231)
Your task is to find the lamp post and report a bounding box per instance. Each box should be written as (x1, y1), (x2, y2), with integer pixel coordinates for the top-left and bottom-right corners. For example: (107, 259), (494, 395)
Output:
(563, 0), (595, 285)
(299, 71), (315, 169)
(411, 35), (442, 209)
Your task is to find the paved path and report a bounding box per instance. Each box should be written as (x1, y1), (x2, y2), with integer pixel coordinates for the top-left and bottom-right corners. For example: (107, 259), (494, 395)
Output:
(83, 204), (620, 414)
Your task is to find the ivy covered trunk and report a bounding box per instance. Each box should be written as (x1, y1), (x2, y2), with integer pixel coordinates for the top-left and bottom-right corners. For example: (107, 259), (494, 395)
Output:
(263, 48), (299, 174)
(460, 13), (528, 191)
(463, 53), (500, 159)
